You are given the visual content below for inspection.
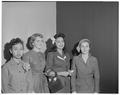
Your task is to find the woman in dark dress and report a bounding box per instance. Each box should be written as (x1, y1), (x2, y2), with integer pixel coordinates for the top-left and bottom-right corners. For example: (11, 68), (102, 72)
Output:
(46, 33), (73, 93)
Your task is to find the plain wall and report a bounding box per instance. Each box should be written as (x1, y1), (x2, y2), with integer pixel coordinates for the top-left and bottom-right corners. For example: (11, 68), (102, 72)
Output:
(2, 2), (56, 63)
(57, 2), (118, 93)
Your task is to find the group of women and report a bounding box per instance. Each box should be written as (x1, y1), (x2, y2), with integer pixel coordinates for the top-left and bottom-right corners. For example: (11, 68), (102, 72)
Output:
(2, 33), (100, 93)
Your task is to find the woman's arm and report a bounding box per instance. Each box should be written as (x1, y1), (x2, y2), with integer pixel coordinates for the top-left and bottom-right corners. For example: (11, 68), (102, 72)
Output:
(93, 58), (100, 93)
(57, 53), (72, 77)
(57, 71), (69, 76)
(26, 70), (34, 93)
(2, 65), (9, 93)
(71, 57), (77, 92)
(46, 52), (54, 73)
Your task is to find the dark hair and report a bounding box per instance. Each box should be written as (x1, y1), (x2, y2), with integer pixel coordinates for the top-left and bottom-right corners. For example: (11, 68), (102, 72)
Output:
(54, 33), (65, 39)
(9, 38), (24, 50)
(26, 33), (43, 50)
(72, 41), (81, 56)
(50, 33), (67, 53)
(4, 42), (11, 63)
(4, 38), (23, 63)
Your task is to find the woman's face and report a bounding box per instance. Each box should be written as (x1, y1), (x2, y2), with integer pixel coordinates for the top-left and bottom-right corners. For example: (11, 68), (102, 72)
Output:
(33, 36), (46, 50)
(55, 37), (65, 50)
(10, 43), (24, 59)
(80, 41), (90, 54)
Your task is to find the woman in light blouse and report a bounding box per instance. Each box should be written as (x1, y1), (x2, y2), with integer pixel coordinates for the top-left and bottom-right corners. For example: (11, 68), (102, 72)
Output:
(2, 38), (33, 93)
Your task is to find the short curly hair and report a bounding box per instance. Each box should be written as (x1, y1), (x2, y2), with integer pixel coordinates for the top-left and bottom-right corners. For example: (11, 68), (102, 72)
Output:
(26, 33), (43, 50)
(4, 38), (24, 62)
(9, 38), (24, 50)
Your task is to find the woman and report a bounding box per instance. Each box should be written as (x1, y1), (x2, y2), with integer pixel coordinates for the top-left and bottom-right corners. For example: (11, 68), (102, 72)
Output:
(23, 33), (49, 93)
(71, 39), (100, 93)
(2, 38), (33, 93)
(46, 33), (72, 93)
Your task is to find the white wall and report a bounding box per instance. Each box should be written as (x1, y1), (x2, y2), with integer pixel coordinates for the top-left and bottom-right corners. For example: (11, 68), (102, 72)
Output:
(2, 2), (56, 63)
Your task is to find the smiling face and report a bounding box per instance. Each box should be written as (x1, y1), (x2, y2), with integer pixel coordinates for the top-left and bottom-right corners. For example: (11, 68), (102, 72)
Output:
(55, 37), (65, 50)
(80, 41), (90, 54)
(10, 43), (24, 59)
(33, 36), (46, 50)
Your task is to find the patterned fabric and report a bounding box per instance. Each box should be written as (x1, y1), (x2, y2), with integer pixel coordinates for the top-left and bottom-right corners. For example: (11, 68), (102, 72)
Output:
(2, 59), (33, 93)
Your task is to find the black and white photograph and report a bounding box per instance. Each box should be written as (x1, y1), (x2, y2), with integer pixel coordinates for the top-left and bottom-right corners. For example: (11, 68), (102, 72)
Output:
(1, 1), (118, 93)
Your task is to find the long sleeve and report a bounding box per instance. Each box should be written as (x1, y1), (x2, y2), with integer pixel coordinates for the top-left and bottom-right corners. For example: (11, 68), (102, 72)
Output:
(93, 58), (100, 93)
(26, 70), (33, 93)
(71, 57), (77, 92)
(46, 52), (54, 71)
(66, 53), (70, 70)
(23, 54), (33, 93)
(2, 65), (9, 93)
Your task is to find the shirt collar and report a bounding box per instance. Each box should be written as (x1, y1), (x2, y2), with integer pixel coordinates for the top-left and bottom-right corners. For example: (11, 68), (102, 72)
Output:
(79, 53), (91, 58)
(10, 58), (22, 65)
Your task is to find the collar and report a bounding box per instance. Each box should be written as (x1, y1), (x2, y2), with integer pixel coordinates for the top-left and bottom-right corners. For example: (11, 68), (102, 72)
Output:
(79, 53), (91, 58)
(11, 58), (22, 65)
(55, 51), (67, 61)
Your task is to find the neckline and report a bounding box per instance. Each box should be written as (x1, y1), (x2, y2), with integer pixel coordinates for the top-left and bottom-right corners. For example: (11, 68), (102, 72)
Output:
(56, 51), (65, 58)
(79, 53), (91, 64)
(11, 58), (22, 65)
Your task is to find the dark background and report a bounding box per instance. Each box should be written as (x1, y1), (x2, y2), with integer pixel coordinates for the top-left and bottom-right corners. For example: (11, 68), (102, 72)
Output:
(57, 2), (118, 93)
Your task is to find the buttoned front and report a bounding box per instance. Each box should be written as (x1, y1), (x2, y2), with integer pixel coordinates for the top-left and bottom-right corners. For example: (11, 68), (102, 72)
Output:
(71, 54), (100, 93)
(46, 52), (70, 72)
(46, 51), (70, 93)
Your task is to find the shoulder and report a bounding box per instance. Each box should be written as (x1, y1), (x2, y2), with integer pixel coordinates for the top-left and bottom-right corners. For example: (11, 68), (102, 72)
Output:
(73, 55), (79, 61)
(90, 56), (98, 61)
(24, 51), (32, 56)
(65, 52), (70, 58)
(22, 51), (33, 62)
(23, 51), (34, 59)
(2, 60), (12, 70)
(65, 52), (70, 56)
(90, 56), (98, 64)
(47, 52), (56, 56)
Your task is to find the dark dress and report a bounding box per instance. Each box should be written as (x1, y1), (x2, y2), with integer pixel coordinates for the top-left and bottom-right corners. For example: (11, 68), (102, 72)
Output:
(23, 50), (49, 93)
(71, 54), (100, 93)
(46, 51), (70, 93)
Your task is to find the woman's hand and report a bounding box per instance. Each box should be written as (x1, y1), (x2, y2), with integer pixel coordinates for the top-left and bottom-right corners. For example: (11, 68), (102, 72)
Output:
(57, 71), (69, 76)
(49, 71), (56, 77)
(68, 70), (74, 76)
(46, 69), (56, 77)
